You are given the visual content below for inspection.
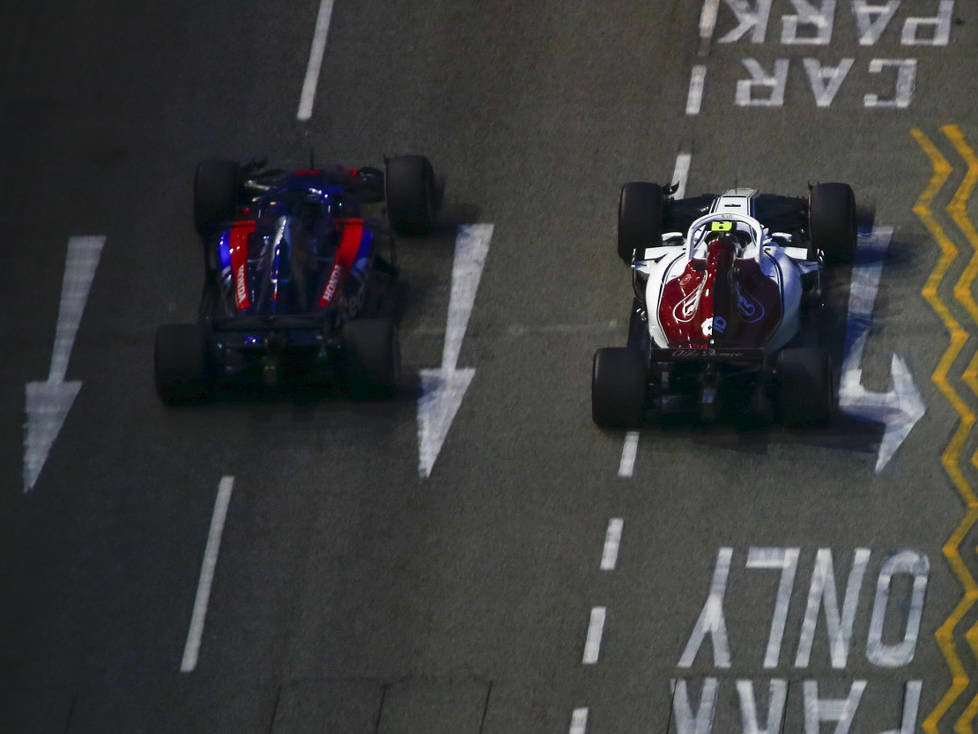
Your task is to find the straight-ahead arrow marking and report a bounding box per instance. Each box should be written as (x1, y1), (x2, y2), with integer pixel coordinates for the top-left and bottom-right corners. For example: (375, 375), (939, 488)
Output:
(838, 227), (925, 473)
(24, 236), (105, 492)
(417, 224), (493, 479)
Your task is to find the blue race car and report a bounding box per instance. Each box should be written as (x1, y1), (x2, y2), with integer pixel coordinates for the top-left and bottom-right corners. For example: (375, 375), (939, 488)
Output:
(154, 155), (437, 402)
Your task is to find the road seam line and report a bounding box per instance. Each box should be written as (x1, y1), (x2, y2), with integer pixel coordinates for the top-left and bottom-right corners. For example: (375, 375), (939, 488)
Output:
(180, 475), (234, 673)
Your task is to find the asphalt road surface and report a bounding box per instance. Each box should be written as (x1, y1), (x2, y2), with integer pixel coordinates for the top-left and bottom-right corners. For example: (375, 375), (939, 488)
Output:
(4, 1), (978, 732)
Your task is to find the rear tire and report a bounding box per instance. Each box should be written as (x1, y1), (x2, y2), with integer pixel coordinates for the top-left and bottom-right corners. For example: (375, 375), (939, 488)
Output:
(592, 347), (647, 428)
(155, 324), (212, 404)
(618, 183), (664, 263)
(777, 347), (833, 426)
(809, 182), (856, 264)
(194, 160), (240, 237)
(386, 155), (436, 236)
(342, 318), (400, 398)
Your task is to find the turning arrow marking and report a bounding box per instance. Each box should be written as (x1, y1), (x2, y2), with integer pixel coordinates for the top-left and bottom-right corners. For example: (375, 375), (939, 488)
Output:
(417, 224), (492, 479)
(24, 235), (106, 492)
(838, 227), (925, 472)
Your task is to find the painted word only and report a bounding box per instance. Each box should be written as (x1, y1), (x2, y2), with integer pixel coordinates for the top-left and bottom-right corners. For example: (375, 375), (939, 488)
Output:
(679, 547), (929, 669)
(670, 678), (921, 734)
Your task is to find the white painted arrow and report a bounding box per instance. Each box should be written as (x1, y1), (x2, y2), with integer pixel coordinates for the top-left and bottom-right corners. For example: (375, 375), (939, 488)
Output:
(417, 224), (492, 478)
(24, 236), (106, 492)
(838, 227), (925, 472)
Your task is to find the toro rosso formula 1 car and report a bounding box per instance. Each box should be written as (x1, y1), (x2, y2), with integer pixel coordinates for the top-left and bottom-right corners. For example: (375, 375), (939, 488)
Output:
(591, 182), (856, 428)
(154, 155), (437, 402)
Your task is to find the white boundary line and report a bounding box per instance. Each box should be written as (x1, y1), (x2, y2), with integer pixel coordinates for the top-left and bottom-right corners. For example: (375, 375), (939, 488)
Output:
(297, 0), (337, 120)
(600, 518), (624, 570)
(582, 606), (607, 664)
(180, 476), (234, 673)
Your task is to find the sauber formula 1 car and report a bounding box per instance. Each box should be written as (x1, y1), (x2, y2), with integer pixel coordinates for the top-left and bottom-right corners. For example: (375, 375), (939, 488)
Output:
(591, 182), (857, 428)
(154, 155), (438, 403)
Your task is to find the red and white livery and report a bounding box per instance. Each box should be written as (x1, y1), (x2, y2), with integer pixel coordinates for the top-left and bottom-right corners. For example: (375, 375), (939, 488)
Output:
(592, 183), (857, 428)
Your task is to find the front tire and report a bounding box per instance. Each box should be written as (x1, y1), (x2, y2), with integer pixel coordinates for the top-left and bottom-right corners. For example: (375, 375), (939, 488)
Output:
(592, 347), (647, 428)
(155, 323), (213, 404)
(618, 182), (664, 263)
(342, 318), (400, 398)
(386, 155), (436, 236)
(809, 182), (856, 264)
(777, 347), (833, 426)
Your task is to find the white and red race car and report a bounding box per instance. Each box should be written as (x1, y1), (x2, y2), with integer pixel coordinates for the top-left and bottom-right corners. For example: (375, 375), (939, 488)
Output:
(591, 183), (856, 428)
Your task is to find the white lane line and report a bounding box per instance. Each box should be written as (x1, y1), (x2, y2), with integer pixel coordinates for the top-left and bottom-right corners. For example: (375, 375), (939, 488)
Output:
(569, 707), (589, 734)
(582, 606), (607, 664)
(181, 476), (234, 673)
(614, 150), (690, 479)
(617, 431), (639, 477)
(686, 65), (707, 115)
(672, 153), (692, 199)
(297, 0), (337, 120)
(698, 0), (719, 39)
(600, 518), (623, 571)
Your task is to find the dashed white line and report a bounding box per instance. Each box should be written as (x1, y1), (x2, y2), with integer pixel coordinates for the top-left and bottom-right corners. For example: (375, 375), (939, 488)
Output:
(297, 0), (337, 120)
(569, 707), (589, 734)
(582, 606), (607, 664)
(698, 0), (720, 52)
(600, 518), (623, 571)
(686, 65), (707, 115)
(617, 431), (639, 477)
(672, 153), (692, 200)
(616, 151), (692, 477)
(180, 476), (234, 673)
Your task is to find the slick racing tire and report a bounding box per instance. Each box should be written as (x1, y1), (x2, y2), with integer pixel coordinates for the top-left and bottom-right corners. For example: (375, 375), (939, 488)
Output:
(194, 160), (240, 237)
(618, 182), (664, 263)
(342, 318), (401, 398)
(776, 347), (834, 426)
(592, 347), (647, 429)
(386, 155), (436, 236)
(155, 323), (213, 404)
(809, 182), (856, 264)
